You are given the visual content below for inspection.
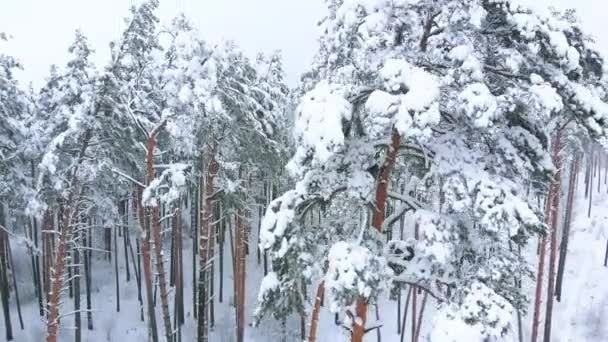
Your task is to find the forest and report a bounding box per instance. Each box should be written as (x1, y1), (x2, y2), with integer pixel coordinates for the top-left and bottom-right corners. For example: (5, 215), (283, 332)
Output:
(1, 0), (608, 341)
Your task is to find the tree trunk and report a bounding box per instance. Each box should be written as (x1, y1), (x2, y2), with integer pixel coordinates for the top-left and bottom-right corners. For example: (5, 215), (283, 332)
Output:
(218, 202), (224, 303)
(136, 187), (159, 342)
(374, 303), (382, 342)
(531, 135), (560, 342)
(73, 220), (81, 342)
(543, 131), (563, 342)
(235, 207), (246, 342)
(42, 210), (53, 319)
(198, 157), (218, 342)
(146, 122), (173, 342)
(587, 148), (594, 217)
(555, 154), (579, 301)
(308, 281), (325, 342)
(399, 287), (413, 342)
(192, 184), (198, 319)
(351, 129), (401, 342)
(0, 205), (13, 341)
(83, 218), (93, 330)
(46, 130), (91, 342)
(209, 203), (216, 329)
(414, 293), (428, 342)
(122, 201), (131, 282)
(7, 233), (24, 331)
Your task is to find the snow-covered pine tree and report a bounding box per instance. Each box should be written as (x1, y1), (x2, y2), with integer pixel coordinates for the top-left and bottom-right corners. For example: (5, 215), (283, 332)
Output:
(257, 1), (608, 341)
(31, 30), (98, 342)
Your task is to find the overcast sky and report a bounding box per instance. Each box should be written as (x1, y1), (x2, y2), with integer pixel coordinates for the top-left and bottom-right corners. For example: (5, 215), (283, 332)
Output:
(0, 0), (603, 88)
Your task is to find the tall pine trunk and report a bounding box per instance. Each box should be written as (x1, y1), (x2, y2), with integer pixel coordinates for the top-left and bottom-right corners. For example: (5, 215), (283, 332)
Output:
(136, 187), (159, 342)
(352, 129), (401, 342)
(73, 215), (81, 342)
(531, 131), (561, 342)
(146, 122), (173, 342)
(543, 131), (563, 342)
(555, 154), (578, 301)
(46, 130), (91, 342)
(235, 207), (246, 342)
(83, 217), (93, 330)
(197, 157), (218, 342)
(0, 205), (13, 341)
(308, 281), (325, 342)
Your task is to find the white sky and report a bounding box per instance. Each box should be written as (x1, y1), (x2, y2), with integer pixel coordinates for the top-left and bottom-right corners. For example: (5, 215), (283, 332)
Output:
(0, 0), (603, 88)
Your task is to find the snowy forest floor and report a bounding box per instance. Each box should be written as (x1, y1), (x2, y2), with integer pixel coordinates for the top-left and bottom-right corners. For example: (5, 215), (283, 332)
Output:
(2, 179), (608, 342)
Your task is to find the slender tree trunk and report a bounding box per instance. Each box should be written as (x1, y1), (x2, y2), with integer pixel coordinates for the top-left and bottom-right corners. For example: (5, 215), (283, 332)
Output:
(556, 154), (579, 301)
(399, 287), (413, 342)
(129, 234), (144, 321)
(83, 218), (93, 330)
(27, 216), (43, 317)
(584, 146), (591, 198)
(46, 130), (91, 342)
(146, 122), (173, 342)
(114, 225), (120, 312)
(29, 163), (44, 317)
(308, 281), (325, 342)
(414, 293), (428, 342)
(531, 134), (561, 342)
(198, 157), (218, 342)
(192, 184), (198, 319)
(0, 205), (13, 341)
(7, 234), (23, 331)
(209, 203), (216, 329)
(136, 188), (159, 342)
(374, 303), (382, 342)
(588, 148), (594, 217)
(543, 131), (563, 342)
(351, 129), (401, 342)
(235, 207), (246, 342)
(263, 181), (270, 276)
(42, 210), (53, 318)
(122, 201), (131, 282)
(73, 220), (81, 342)
(218, 202), (224, 303)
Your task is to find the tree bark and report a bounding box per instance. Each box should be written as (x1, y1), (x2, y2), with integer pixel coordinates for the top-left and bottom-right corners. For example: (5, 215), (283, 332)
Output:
(197, 156), (218, 342)
(73, 219), (81, 342)
(235, 207), (246, 342)
(308, 281), (325, 342)
(555, 154), (578, 301)
(84, 217), (93, 330)
(0, 205), (13, 341)
(352, 129), (401, 342)
(46, 130), (91, 342)
(136, 187), (159, 342)
(146, 122), (173, 342)
(543, 131), (562, 342)
(114, 225), (121, 312)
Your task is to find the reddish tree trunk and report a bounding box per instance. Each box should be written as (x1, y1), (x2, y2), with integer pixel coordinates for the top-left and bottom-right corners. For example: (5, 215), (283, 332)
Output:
(136, 187), (159, 342)
(352, 129), (401, 342)
(146, 122), (173, 342)
(46, 130), (91, 342)
(371, 129), (401, 231)
(543, 131), (562, 342)
(198, 157), (218, 342)
(235, 207), (246, 342)
(308, 281), (325, 342)
(555, 154), (578, 301)
(531, 132), (561, 342)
